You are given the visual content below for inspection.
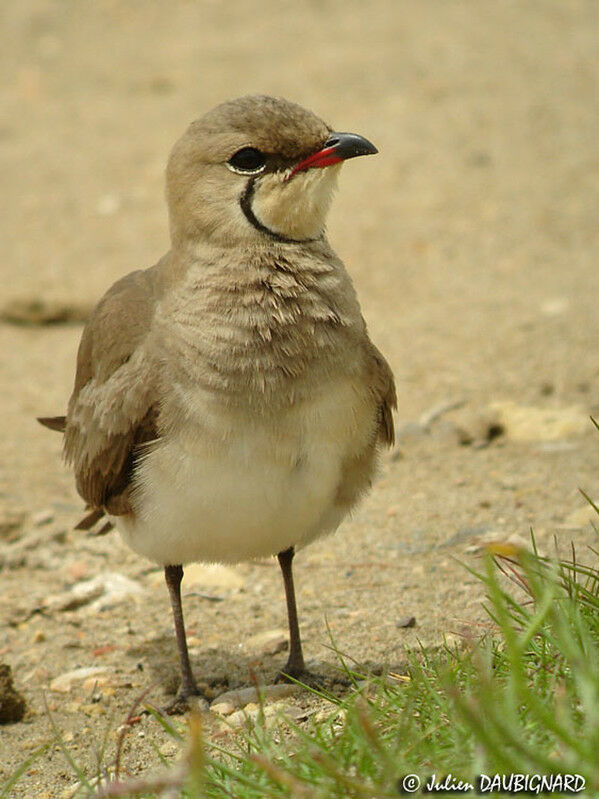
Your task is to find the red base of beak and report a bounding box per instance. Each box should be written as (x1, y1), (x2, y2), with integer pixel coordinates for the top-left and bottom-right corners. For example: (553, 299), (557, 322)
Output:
(288, 148), (344, 179)
(286, 132), (377, 181)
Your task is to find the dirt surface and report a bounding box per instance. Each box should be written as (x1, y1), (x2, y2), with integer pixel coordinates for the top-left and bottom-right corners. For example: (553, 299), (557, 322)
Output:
(2, 1), (599, 795)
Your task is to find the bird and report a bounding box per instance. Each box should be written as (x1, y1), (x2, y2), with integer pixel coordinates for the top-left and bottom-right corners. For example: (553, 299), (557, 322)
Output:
(39, 95), (396, 711)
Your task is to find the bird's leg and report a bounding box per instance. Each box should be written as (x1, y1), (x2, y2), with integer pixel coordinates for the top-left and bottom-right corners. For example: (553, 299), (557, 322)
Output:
(164, 564), (199, 703)
(276, 547), (306, 679)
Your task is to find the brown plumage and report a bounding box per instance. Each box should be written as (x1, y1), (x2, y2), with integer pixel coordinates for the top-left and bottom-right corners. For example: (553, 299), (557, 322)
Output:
(40, 95), (396, 709)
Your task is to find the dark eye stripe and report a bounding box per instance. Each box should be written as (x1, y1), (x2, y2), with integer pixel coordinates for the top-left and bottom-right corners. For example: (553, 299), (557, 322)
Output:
(228, 147), (266, 174)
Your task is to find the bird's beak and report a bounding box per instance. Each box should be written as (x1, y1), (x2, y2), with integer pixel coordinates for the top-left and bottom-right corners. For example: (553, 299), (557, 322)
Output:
(287, 132), (378, 180)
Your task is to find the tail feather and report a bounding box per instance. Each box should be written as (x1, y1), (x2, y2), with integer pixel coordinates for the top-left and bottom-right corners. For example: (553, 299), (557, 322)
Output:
(75, 507), (105, 530)
(38, 416), (66, 433)
(38, 415), (115, 537)
(92, 520), (115, 536)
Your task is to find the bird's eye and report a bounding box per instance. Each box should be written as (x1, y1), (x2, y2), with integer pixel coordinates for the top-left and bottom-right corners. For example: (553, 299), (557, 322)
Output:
(227, 147), (266, 175)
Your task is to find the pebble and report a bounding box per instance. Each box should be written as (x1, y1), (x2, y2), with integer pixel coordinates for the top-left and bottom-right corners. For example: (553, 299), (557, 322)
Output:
(211, 683), (300, 710)
(45, 572), (143, 613)
(244, 628), (288, 656)
(186, 695), (210, 712)
(211, 700), (235, 716)
(0, 527), (67, 570)
(50, 666), (111, 693)
(22, 666), (51, 685)
(227, 707), (259, 727)
(31, 508), (55, 527)
(396, 616), (416, 628)
(159, 742), (179, 758)
(45, 581), (104, 612)
(451, 407), (503, 446)
(225, 701), (301, 728)
(489, 401), (589, 441)
(88, 573), (144, 611)
(0, 509), (26, 541)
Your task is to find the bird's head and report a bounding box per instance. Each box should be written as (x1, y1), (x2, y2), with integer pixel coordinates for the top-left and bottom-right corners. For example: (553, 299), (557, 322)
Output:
(166, 95), (377, 248)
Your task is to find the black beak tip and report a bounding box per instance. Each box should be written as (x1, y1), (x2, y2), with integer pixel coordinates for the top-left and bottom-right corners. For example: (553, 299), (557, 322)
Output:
(326, 132), (378, 160)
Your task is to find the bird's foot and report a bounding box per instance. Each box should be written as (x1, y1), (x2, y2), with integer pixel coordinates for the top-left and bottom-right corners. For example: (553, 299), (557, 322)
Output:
(163, 693), (209, 715)
(274, 664), (325, 690)
(163, 681), (209, 716)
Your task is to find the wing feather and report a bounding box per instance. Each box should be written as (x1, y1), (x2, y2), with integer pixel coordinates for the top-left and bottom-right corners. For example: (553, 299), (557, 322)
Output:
(366, 340), (397, 447)
(63, 264), (164, 517)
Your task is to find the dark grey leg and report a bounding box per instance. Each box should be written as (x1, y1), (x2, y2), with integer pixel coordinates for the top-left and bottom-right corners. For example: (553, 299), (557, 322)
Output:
(277, 547), (306, 677)
(164, 564), (199, 700)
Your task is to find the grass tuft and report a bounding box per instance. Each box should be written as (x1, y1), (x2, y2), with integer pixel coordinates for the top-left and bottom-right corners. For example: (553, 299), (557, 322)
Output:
(5, 530), (599, 797)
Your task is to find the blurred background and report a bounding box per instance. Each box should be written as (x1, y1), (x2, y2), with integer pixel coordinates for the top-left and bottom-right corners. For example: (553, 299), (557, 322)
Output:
(4, 0), (599, 414)
(2, 1), (599, 789)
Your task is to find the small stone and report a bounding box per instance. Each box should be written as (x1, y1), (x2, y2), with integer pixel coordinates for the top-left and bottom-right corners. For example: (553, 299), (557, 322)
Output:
(185, 695), (209, 712)
(32, 630), (46, 643)
(211, 701), (235, 716)
(45, 581), (104, 612)
(45, 572), (143, 613)
(31, 509), (54, 527)
(489, 401), (589, 441)
(0, 509), (26, 541)
(0, 664), (26, 723)
(451, 407), (504, 446)
(280, 705), (311, 722)
(50, 667), (110, 693)
(22, 666), (51, 685)
(67, 560), (91, 581)
(227, 709), (254, 727)
(211, 683), (300, 710)
(159, 742), (179, 758)
(88, 573), (144, 611)
(396, 616), (416, 628)
(244, 629), (288, 656)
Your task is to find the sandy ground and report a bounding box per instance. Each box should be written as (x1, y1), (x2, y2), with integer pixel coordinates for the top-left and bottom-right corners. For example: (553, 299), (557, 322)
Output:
(1, 1), (599, 795)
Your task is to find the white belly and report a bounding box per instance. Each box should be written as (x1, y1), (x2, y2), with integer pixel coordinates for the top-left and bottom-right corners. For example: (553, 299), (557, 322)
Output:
(116, 378), (377, 565)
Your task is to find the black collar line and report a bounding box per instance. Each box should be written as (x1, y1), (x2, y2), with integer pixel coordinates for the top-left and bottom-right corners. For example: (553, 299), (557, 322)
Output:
(240, 177), (321, 246)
